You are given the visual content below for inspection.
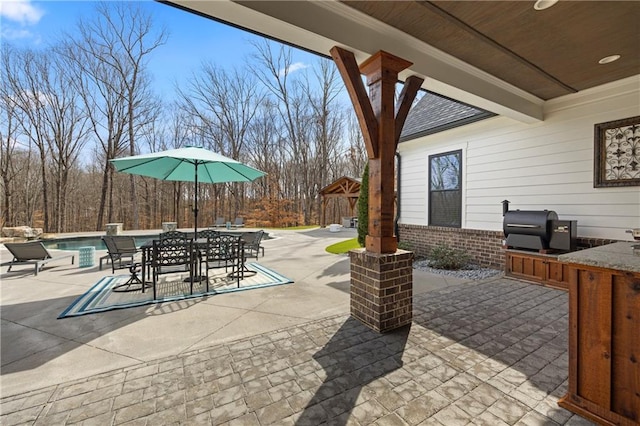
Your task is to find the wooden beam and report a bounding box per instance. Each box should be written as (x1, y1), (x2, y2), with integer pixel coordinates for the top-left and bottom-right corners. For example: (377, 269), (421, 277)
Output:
(348, 198), (357, 216)
(332, 48), (418, 254)
(395, 75), (424, 145)
(362, 51), (411, 253)
(330, 46), (379, 158)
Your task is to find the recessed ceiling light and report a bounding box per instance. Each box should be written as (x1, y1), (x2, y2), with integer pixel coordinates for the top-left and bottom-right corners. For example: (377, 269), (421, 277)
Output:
(598, 55), (621, 64)
(534, 0), (559, 10)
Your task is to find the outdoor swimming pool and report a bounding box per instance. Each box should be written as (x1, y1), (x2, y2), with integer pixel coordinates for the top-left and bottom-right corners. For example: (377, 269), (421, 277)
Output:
(41, 231), (270, 251)
(42, 236), (156, 251)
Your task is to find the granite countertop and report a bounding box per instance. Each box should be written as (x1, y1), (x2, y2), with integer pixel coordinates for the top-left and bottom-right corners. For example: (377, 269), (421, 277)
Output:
(558, 242), (640, 273)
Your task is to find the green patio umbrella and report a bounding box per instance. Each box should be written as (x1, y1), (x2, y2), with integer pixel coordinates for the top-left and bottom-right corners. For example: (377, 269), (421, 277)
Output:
(110, 146), (266, 235)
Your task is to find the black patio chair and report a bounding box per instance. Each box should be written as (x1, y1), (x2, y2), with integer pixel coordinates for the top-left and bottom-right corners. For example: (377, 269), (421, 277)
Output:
(196, 229), (219, 241)
(203, 233), (242, 287)
(159, 230), (188, 242)
(150, 238), (196, 299)
(241, 230), (265, 260)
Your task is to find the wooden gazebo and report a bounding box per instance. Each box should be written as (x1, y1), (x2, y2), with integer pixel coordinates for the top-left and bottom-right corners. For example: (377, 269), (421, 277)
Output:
(319, 176), (361, 227)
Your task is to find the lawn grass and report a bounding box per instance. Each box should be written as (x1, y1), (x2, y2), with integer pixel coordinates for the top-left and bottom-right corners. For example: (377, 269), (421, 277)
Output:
(326, 238), (361, 254)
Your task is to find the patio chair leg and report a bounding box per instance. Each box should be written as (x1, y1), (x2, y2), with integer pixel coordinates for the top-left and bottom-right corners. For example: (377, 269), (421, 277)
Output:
(112, 263), (150, 293)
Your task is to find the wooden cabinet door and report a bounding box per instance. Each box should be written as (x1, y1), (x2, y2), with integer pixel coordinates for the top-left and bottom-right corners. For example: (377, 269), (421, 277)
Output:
(546, 260), (569, 290)
(506, 251), (571, 290)
(561, 265), (640, 425)
(506, 252), (546, 283)
(574, 268), (612, 407)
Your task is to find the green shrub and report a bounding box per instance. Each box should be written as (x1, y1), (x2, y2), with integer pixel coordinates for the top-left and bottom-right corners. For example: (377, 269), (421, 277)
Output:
(429, 243), (470, 270)
(397, 240), (413, 251)
(357, 163), (369, 247)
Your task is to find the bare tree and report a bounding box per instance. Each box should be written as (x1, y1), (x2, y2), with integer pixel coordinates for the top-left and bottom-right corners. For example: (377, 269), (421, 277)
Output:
(60, 1), (167, 230)
(2, 25), (369, 231)
(2, 45), (51, 231)
(302, 58), (345, 223)
(251, 40), (318, 224)
(250, 41), (354, 224)
(343, 112), (367, 177)
(1, 44), (89, 232)
(0, 52), (25, 227)
(178, 63), (264, 219)
(139, 104), (191, 228)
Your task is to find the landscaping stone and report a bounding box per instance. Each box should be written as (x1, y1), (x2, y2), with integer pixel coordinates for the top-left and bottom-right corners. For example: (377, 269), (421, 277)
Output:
(1, 226), (43, 239)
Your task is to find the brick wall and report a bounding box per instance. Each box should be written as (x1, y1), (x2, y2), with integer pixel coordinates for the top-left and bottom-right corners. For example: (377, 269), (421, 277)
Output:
(398, 224), (621, 269)
(576, 237), (620, 249)
(398, 225), (505, 269)
(350, 249), (413, 333)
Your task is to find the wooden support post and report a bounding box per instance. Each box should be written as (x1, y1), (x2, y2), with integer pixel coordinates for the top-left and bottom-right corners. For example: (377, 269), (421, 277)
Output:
(331, 47), (423, 254)
(332, 46), (423, 333)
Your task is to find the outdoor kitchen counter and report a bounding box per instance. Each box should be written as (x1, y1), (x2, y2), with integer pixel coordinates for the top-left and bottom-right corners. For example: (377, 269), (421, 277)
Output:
(557, 241), (640, 273)
(557, 241), (640, 426)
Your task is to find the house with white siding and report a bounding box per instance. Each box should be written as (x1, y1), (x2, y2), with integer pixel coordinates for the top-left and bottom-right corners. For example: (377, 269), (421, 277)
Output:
(397, 77), (639, 267)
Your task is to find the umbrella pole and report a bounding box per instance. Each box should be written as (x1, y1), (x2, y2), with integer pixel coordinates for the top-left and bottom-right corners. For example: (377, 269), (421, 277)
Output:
(194, 162), (198, 236)
(188, 162), (205, 284)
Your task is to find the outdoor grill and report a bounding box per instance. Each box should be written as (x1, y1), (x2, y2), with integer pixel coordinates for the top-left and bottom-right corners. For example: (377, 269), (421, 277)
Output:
(502, 200), (577, 252)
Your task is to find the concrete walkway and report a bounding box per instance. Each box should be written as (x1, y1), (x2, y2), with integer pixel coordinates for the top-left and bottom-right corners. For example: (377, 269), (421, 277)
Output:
(0, 228), (593, 425)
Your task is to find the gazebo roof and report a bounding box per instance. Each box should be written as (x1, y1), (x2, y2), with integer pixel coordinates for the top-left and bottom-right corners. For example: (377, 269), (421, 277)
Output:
(319, 176), (361, 198)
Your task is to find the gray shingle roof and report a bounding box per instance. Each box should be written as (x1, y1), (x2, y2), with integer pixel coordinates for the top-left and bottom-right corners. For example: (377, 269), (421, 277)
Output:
(399, 91), (495, 142)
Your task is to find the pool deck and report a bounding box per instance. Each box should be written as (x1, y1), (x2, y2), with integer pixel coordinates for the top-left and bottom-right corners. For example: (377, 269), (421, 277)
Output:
(0, 227), (593, 425)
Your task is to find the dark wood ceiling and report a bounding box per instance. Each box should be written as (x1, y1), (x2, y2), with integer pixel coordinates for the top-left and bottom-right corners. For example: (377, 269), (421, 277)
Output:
(342, 1), (640, 100)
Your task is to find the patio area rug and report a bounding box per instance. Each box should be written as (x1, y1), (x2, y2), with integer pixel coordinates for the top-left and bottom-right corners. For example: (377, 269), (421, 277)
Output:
(58, 263), (293, 318)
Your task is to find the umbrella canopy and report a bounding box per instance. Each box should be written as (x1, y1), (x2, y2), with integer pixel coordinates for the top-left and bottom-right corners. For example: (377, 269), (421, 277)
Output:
(110, 146), (265, 184)
(110, 146), (266, 234)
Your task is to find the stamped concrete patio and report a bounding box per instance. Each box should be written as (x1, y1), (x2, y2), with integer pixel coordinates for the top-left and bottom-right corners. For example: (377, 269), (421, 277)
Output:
(1, 228), (594, 425)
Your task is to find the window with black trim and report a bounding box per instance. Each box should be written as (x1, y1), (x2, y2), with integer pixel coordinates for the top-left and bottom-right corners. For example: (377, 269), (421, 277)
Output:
(429, 150), (462, 227)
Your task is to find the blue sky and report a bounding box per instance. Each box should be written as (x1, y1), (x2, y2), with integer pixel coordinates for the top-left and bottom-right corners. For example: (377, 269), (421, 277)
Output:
(0, 0), (322, 99)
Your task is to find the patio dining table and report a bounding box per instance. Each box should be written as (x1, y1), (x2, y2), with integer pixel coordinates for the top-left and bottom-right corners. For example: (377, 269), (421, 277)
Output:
(138, 238), (256, 292)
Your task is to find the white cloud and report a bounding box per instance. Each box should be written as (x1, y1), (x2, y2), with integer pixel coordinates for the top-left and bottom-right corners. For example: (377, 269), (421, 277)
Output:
(0, 0), (44, 25)
(278, 62), (309, 77)
(1, 27), (33, 40)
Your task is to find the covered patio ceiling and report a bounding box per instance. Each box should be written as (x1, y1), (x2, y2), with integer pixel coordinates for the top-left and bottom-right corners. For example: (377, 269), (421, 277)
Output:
(162, 1), (639, 124)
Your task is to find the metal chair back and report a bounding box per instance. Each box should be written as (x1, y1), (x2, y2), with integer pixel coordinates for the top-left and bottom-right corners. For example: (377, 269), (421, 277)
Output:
(197, 229), (219, 241)
(159, 230), (188, 244)
(150, 238), (195, 299)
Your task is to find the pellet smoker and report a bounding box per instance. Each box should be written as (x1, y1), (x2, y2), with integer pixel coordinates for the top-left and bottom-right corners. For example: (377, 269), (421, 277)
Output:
(502, 200), (577, 252)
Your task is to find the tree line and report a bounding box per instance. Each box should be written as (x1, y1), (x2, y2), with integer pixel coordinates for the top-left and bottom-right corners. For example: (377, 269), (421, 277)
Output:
(0, 2), (366, 234)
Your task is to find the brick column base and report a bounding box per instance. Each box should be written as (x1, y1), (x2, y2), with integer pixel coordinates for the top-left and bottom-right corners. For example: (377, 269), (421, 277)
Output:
(349, 248), (413, 333)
